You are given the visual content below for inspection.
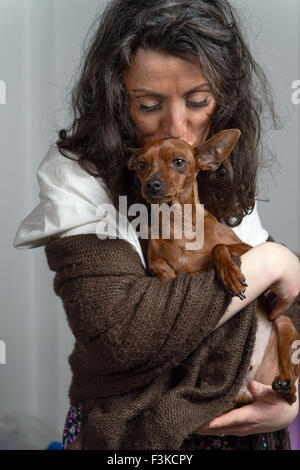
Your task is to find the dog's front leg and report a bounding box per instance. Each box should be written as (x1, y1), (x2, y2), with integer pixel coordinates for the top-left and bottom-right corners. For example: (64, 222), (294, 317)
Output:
(212, 243), (251, 299)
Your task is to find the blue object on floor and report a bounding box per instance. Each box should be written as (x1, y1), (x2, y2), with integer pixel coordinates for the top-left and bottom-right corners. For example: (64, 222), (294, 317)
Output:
(45, 441), (63, 450)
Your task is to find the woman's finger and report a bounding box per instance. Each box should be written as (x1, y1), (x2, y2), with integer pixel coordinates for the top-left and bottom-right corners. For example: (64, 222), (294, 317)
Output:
(195, 416), (256, 437)
(207, 405), (254, 430)
(248, 380), (278, 401)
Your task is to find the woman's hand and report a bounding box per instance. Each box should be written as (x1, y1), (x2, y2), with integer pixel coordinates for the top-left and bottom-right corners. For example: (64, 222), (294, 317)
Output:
(195, 379), (299, 437)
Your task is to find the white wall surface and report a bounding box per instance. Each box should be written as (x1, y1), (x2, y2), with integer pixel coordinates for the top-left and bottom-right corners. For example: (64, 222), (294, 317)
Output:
(0, 0), (299, 440)
(0, 0), (107, 438)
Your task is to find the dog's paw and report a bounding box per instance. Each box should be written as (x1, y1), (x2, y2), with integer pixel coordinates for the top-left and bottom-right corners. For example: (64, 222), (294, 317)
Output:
(218, 264), (248, 300)
(272, 376), (296, 404)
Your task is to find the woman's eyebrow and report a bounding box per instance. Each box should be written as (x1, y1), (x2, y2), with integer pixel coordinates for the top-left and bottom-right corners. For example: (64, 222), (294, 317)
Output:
(129, 83), (210, 97)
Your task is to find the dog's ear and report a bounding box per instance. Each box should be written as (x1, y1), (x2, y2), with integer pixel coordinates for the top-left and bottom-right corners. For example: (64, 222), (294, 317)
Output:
(194, 129), (241, 171)
(125, 147), (141, 171)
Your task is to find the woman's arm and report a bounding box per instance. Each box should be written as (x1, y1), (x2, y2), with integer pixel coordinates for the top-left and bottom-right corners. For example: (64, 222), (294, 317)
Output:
(196, 241), (300, 438)
(214, 241), (300, 331)
(45, 236), (300, 376)
(45, 233), (235, 375)
(46, 234), (300, 439)
(266, 234), (300, 332)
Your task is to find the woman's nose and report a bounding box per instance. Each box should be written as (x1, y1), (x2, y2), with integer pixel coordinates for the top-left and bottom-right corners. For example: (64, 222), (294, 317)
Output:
(162, 107), (187, 140)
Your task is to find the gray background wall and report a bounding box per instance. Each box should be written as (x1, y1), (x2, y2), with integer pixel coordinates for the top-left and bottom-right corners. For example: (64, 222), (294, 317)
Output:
(0, 0), (299, 440)
(231, 0), (300, 251)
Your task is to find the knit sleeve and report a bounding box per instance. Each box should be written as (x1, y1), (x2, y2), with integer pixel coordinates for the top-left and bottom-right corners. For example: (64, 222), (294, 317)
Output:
(267, 234), (300, 332)
(45, 234), (235, 375)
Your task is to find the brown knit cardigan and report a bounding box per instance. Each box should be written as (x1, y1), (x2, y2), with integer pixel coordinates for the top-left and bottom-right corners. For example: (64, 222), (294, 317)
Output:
(45, 234), (299, 450)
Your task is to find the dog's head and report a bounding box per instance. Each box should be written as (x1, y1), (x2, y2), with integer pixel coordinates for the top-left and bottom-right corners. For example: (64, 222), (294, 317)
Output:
(126, 129), (241, 204)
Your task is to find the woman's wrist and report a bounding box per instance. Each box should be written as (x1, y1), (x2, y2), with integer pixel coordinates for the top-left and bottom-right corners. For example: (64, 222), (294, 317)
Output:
(213, 242), (286, 330)
(265, 242), (300, 313)
(264, 241), (290, 284)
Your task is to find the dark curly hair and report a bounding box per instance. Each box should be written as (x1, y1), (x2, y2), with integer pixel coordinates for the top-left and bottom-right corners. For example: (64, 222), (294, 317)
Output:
(56, 0), (280, 226)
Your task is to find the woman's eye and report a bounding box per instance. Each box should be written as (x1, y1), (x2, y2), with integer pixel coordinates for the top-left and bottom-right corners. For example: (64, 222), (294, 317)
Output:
(188, 98), (208, 108)
(139, 103), (161, 112)
(139, 98), (208, 112)
(137, 160), (147, 170)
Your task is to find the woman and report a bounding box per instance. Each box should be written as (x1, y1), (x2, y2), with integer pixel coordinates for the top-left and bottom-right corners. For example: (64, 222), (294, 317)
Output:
(14, 0), (300, 450)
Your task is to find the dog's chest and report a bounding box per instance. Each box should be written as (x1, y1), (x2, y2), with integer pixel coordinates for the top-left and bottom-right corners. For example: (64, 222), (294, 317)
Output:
(148, 237), (214, 273)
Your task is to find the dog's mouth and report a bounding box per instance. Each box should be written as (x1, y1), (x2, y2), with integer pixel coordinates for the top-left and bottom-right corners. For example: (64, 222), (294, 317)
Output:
(144, 193), (177, 204)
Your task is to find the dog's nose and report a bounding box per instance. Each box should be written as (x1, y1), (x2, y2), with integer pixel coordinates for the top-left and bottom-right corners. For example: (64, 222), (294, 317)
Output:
(146, 178), (163, 194)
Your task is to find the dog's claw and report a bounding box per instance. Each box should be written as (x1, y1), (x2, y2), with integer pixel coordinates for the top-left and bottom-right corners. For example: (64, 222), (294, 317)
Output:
(240, 279), (248, 287)
(237, 292), (246, 300)
(228, 289), (246, 300)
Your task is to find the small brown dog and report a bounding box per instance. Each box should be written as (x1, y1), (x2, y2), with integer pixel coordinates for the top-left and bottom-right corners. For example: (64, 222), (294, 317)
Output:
(126, 129), (300, 406)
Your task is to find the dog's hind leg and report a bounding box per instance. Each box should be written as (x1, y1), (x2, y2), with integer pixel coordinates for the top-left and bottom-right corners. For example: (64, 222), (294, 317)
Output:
(272, 315), (300, 404)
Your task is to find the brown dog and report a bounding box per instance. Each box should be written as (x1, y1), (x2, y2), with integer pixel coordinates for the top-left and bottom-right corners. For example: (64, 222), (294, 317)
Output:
(126, 129), (300, 406)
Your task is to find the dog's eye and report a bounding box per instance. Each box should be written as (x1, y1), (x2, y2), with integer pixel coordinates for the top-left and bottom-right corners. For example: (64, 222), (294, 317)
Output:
(137, 160), (148, 170)
(172, 158), (186, 168)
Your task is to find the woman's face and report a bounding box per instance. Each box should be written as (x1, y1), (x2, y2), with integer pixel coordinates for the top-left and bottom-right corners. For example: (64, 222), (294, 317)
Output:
(124, 48), (217, 147)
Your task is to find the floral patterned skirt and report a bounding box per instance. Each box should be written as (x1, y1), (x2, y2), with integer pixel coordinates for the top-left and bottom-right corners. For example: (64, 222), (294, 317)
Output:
(194, 433), (268, 450)
(62, 404), (83, 449)
(62, 404), (268, 450)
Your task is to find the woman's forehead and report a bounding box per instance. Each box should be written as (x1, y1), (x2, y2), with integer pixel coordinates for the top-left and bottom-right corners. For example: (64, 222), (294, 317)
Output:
(124, 48), (208, 91)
